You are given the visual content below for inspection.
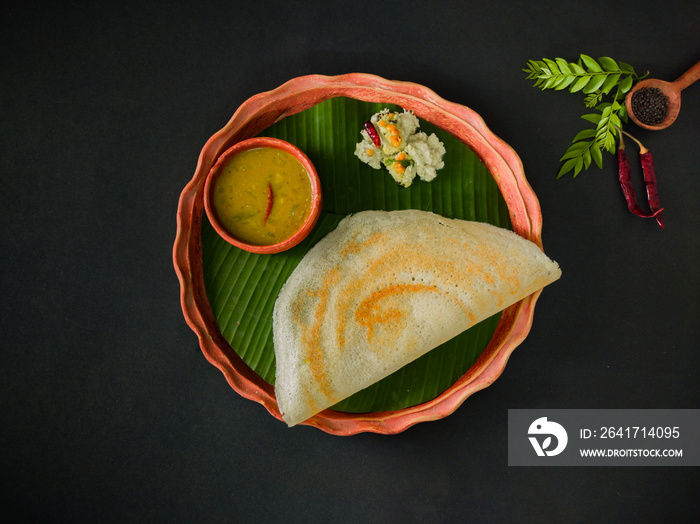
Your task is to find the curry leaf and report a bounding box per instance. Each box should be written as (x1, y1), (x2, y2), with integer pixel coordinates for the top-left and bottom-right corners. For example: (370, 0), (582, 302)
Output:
(570, 76), (591, 93)
(591, 142), (604, 168)
(523, 54), (643, 178)
(600, 73), (622, 94)
(619, 75), (634, 93)
(581, 113), (602, 125)
(598, 56), (620, 72)
(580, 54), (602, 72)
(569, 62), (586, 75)
(583, 74), (608, 93)
(572, 128), (597, 142)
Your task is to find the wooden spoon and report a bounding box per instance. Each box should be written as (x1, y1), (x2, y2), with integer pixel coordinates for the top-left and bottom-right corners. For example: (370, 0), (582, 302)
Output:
(625, 59), (700, 131)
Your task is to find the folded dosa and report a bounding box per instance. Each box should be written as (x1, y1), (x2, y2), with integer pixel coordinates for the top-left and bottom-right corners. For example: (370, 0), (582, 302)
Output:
(273, 210), (561, 426)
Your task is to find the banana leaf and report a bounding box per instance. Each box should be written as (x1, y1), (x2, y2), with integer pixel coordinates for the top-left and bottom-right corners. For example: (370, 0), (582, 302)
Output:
(201, 97), (511, 413)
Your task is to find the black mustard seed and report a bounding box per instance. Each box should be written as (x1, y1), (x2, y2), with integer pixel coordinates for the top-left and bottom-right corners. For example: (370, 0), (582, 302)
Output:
(631, 87), (669, 125)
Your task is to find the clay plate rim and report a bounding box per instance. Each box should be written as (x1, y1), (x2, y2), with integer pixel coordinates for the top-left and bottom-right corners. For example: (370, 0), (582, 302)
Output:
(173, 73), (545, 435)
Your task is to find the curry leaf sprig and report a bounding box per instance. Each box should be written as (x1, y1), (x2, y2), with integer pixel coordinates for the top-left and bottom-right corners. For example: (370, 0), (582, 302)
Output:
(523, 54), (646, 178)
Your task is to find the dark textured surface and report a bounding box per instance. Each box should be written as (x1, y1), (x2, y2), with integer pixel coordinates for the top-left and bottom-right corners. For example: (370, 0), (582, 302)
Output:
(2, 1), (699, 522)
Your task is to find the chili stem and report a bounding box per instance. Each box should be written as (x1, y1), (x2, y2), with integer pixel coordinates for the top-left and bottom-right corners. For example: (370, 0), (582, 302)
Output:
(621, 129), (648, 154)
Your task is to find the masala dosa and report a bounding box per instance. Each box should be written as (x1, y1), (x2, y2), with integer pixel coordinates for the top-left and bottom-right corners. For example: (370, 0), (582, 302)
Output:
(273, 210), (561, 426)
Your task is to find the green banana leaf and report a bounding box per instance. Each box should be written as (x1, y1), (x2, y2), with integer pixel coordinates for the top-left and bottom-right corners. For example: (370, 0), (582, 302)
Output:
(201, 97), (511, 413)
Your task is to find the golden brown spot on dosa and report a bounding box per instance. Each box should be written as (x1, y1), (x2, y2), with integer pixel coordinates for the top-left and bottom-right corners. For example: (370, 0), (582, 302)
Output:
(296, 267), (340, 400)
(341, 231), (388, 258)
(442, 235), (520, 306)
(334, 244), (483, 349)
(355, 283), (436, 342)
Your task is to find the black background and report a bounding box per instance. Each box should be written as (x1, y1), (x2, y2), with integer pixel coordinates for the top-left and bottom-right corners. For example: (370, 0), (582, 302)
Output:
(2, 1), (699, 522)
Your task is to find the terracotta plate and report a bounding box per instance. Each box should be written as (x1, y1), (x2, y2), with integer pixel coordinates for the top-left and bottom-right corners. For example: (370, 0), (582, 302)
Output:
(173, 74), (544, 435)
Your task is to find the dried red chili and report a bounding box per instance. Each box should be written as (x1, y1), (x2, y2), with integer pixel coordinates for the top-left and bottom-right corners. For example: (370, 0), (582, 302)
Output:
(640, 147), (665, 229)
(264, 184), (273, 222)
(621, 131), (665, 228)
(363, 120), (382, 147)
(617, 134), (663, 220)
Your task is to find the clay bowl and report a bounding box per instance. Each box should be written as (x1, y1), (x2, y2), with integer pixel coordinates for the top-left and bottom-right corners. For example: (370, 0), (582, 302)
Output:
(173, 73), (546, 435)
(625, 59), (700, 131)
(203, 137), (322, 254)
